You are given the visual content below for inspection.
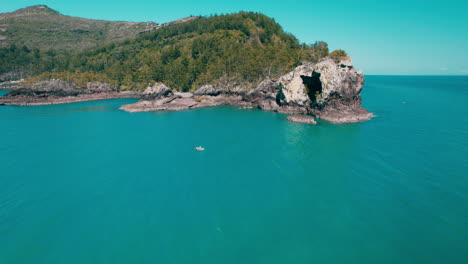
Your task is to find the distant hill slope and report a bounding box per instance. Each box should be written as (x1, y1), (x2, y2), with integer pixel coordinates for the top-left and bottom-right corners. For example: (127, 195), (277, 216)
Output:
(0, 5), (195, 51)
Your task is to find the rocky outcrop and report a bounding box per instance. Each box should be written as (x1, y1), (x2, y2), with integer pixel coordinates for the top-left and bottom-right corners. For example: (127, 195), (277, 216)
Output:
(0, 79), (25, 90)
(193, 75), (250, 96)
(244, 79), (277, 102)
(287, 115), (317, 125)
(120, 93), (251, 113)
(306, 59), (374, 123)
(193, 85), (224, 96)
(86, 82), (117, 93)
(0, 72), (25, 83)
(6, 80), (82, 97)
(141, 82), (173, 99)
(273, 58), (373, 123)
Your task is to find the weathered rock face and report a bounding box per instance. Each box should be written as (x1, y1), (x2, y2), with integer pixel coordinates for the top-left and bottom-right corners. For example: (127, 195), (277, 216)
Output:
(6, 80), (82, 97)
(277, 64), (313, 106)
(193, 85), (223, 96)
(193, 84), (248, 96)
(276, 59), (364, 107)
(275, 58), (373, 123)
(0, 79), (25, 90)
(312, 59), (364, 107)
(244, 79), (277, 102)
(86, 82), (116, 93)
(0, 72), (24, 83)
(142, 82), (173, 99)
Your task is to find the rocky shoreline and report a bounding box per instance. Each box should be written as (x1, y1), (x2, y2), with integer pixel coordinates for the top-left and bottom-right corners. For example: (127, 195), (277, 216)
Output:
(0, 92), (138, 106)
(0, 80), (139, 106)
(0, 58), (374, 124)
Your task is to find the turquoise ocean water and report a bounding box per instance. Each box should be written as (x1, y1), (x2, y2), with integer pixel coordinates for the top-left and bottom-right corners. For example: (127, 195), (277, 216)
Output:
(0, 76), (467, 263)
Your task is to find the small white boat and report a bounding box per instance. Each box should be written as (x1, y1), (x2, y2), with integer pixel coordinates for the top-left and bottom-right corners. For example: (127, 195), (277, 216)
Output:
(194, 146), (205, 151)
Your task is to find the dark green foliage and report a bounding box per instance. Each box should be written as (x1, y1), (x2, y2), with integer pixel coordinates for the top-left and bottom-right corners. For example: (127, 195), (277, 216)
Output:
(329, 49), (349, 63)
(307, 41), (329, 63)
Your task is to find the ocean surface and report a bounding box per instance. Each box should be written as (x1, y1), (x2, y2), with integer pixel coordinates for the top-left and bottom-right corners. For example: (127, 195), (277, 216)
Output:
(0, 76), (467, 264)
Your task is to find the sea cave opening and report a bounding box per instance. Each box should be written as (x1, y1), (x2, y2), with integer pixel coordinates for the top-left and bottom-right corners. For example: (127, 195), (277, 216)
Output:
(301, 70), (322, 102)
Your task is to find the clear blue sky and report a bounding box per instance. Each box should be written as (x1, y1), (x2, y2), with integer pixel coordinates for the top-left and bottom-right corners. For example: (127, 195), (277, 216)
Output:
(2, 0), (467, 75)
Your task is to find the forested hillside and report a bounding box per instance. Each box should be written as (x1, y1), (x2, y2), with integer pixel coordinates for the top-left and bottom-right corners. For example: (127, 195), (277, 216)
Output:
(1, 8), (332, 91)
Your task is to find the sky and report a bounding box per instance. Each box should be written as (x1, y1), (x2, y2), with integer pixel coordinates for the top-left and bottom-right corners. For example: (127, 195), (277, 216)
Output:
(1, 0), (467, 75)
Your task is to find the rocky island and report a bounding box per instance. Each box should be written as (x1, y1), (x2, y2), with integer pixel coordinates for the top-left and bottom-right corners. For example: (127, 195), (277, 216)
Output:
(0, 6), (373, 124)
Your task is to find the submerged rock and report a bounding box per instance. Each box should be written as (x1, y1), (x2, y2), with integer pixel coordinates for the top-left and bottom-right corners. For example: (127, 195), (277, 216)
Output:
(287, 115), (317, 125)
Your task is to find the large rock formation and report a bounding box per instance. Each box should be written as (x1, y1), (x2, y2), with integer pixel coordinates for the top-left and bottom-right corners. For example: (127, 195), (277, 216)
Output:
(274, 58), (373, 123)
(120, 57), (373, 124)
(309, 59), (373, 123)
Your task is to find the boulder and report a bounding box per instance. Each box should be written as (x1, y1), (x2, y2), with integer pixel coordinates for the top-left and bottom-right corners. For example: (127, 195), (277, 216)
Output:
(287, 115), (317, 125)
(257, 99), (279, 111)
(86, 82), (116, 93)
(173, 92), (193, 98)
(193, 85), (223, 96)
(245, 79), (278, 101)
(142, 82), (173, 99)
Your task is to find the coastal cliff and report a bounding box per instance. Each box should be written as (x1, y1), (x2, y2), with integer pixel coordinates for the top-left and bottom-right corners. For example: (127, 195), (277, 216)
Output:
(120, 58), (373, 124)
(0, 58), (372, 124)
